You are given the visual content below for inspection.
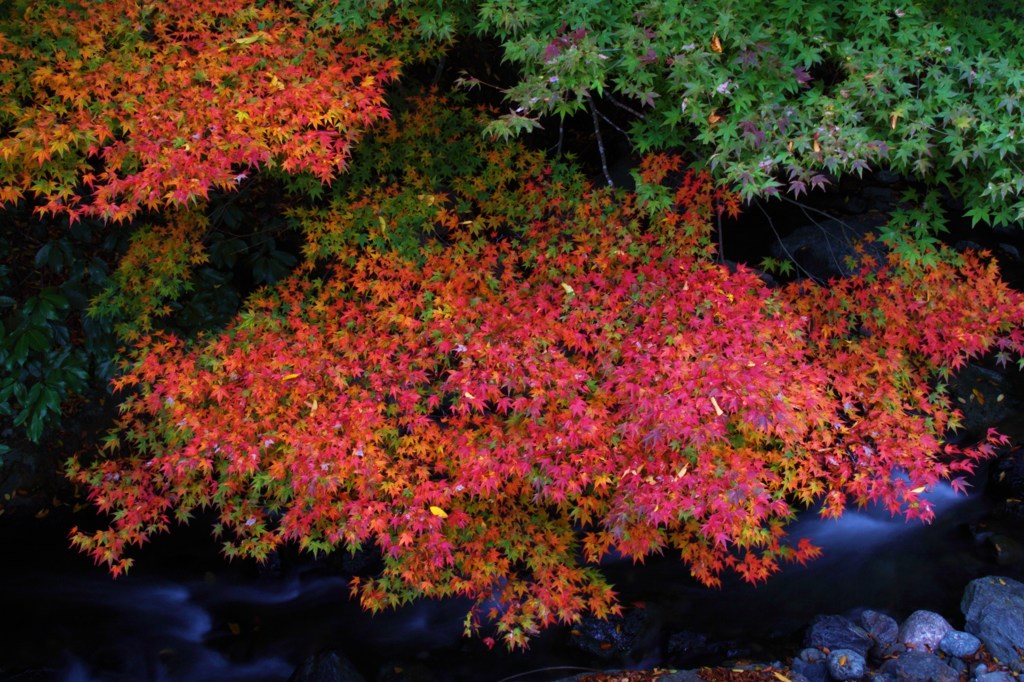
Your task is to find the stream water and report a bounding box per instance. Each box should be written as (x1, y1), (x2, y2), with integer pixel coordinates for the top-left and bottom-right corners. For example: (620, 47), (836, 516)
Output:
(1, 469), (1014, 682)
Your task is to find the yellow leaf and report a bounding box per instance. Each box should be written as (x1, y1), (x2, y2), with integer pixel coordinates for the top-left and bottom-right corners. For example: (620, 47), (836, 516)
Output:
(235, 31), (268, 45)
(282, 373), (300, 381)
(235, 110), (250, 122)
(561, 282), (575, 295)
(429, 506), (448, 519)
(773, 673), (792, 682)
(228, 622), (241, 635)
(463, 391), (475, 400)
(910, 486), (927, 494)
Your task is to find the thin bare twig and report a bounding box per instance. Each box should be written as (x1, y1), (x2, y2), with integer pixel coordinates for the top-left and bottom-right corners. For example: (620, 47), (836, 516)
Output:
(586, 92), (613, 187)
(594, 106), (630, 137)
(606, 94), (647, 120)
(755, 198), (825, 284)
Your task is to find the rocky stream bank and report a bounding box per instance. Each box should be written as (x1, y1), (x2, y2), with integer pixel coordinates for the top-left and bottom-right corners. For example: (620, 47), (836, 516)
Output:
(287, 575), (1024, 682)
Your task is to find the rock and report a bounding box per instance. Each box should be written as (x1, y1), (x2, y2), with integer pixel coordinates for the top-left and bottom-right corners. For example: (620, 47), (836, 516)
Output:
(899, 610), (953, 652)
(804, 615), (874, 656)
(666, 631), (713, 667)
(877, 651), (959, 682)
(791, 647), (829, 682)
(860, 610), (899, 659)
(939, 630), (981, 658)
(288, 650), (366, 682)
(947, 656), (969, 676)
(827, 648), (866, 680)
(975, 671), (1016, 682)
(569, 609), (655, 661)
(962, 576), (1024, 672)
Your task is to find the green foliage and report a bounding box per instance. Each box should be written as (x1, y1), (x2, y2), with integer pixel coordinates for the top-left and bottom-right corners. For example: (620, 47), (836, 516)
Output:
(88, 211), (210, 343)
(0, 215), (120, 445)
(467, 0), (1024, 229)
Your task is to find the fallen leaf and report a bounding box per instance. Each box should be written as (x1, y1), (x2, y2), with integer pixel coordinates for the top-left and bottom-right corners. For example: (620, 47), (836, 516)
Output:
(429, 505), (448, 519)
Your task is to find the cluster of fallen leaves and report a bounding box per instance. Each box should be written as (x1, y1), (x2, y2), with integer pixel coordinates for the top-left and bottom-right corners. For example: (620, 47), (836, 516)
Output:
(574, 665), (794, 682)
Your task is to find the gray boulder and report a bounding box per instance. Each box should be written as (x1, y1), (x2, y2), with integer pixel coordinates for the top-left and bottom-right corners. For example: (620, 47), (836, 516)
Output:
(288, 647), (368, 679)
(805, 614), (874, 656)
(827, 648), (866, 680)
(975, 671), (1015, 682)
(792, 647), (829, 682)
(860, 610), (900, 659)
(877, 651), (958, 682)
(939, 630), (981, 658)
(962, 576), (1024, 672)
(899, 610), (953, 652)
(289, 650), (366, 682)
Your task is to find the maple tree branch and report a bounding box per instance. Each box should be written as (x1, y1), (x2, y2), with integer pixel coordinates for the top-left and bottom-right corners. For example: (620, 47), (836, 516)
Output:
(586, 92), (613, 187)
(606, 94), (646, 120)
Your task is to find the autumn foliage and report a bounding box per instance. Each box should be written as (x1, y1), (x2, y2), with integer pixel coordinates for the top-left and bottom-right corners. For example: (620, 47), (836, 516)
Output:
(0, 0), (398, 222)
(66, 98), (1024, 647)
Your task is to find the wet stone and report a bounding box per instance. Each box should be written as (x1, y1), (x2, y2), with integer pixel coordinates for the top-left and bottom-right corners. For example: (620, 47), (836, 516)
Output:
(827, 648), (866, 680)
(878, 651), (959, 682)
(962, 576), (1024, 672)
(975, 671), (1016, 682)
(860, 610), (899, 659)
(792, 647), (829, 682)
(899, 610), (952, 652)
(939, 630), (981, 658)
(805, 615), (873, 656)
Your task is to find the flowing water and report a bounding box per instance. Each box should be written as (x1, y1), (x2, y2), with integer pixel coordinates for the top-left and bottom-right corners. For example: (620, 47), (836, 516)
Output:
(0, 470), (1008, 682)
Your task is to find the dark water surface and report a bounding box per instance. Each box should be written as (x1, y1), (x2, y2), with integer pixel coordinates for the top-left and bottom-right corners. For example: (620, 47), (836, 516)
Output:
(0, 473), (1010, 682)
